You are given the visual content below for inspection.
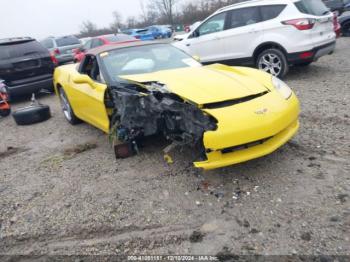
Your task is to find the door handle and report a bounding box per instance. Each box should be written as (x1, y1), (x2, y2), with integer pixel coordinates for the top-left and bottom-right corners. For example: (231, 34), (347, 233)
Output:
(186, 43), (191, 47)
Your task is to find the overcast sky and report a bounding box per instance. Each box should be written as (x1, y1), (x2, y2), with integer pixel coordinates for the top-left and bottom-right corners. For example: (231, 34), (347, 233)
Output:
(0, 0), (152, 39)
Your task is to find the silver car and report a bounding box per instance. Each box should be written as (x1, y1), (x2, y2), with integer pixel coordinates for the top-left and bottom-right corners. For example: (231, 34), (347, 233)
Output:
(41, 36), (82, 64)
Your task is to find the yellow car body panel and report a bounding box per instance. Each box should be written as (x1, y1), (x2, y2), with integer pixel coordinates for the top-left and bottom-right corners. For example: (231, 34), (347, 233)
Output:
(54, 62), (300, 170)
(121, 65), (270, 105)
(54, 64), (110, 133)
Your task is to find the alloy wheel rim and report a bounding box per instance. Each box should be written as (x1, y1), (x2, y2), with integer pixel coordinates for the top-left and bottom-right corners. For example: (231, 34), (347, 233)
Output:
(259, 53), (282, 76)
(60, 90), (72, 121)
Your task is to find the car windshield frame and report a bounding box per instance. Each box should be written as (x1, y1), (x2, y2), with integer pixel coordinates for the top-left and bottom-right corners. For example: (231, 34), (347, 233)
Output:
(98, 43), (202, 82)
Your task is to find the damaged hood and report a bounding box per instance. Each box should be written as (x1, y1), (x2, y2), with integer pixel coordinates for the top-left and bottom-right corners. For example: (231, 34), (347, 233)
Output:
(120, 65), (269, 105)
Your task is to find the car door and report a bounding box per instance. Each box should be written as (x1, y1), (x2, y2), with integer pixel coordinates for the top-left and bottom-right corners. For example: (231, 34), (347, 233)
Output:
(220, 6), (264, 61)
(181, 11), (229, 62)
(70, 55), (110, 132)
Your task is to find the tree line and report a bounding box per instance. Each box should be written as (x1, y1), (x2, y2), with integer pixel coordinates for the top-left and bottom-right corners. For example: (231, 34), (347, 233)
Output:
(78, 0), (245, 37)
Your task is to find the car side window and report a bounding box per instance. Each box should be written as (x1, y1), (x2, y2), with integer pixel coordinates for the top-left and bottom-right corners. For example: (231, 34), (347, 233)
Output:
(260, 5), (286, 21)
(91, 39), (104, 48)
(83, 40), (92, 50)
(228, 7), (261, 29)
(197, 12), (227, 36)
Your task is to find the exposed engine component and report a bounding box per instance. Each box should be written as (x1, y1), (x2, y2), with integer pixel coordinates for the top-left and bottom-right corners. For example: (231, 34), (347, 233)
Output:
(109, 81), (217, 160)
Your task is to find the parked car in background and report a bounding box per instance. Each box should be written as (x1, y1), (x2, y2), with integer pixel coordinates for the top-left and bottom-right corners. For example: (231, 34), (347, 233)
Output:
(79, 37), (91, 45)
(333, 11), (342, 37)
(323, 0), (350, 15)
(174, 0), (336, 78)
(122, 29), (155, 41)
(0, 80), (11, 117)
(73, 34), (138, 62)
(41, 35), (82, 64)
(0, 37), (56, 96)
(339, 13), (350, 36)
(147, 26), (172, 39)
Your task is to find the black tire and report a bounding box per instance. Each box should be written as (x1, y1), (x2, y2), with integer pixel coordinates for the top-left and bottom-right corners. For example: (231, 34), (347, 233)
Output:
(0, 108), (11, 117)
(12, 105), (51, 125)
(342, 21), (350, 37)
(58, 87), (81, 125)
(256, 48), (289, 78)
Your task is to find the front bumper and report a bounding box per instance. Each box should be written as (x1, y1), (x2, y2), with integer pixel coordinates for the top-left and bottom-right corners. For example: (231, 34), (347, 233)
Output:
(194, 119), (299, 170)
(193, 91), (300, 170)
(287, 41), (336, 64)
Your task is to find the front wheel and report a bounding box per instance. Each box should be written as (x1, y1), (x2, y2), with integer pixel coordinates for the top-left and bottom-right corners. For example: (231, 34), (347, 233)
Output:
(256, 48), (289, 78)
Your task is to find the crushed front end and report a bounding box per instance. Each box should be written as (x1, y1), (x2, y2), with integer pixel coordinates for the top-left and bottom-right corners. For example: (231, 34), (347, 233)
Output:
(108, 81), (217, 162)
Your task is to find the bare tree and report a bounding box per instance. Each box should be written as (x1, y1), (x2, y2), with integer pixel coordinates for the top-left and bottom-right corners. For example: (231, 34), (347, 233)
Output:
(80, 20), (98, 36)
(110, 11), (124, 32)
(150, 0), (178, 25)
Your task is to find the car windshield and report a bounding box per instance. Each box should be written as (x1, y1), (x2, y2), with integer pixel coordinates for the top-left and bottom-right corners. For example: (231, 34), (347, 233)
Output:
(100, 44), (201, 80)
(56, 36), (80, 47)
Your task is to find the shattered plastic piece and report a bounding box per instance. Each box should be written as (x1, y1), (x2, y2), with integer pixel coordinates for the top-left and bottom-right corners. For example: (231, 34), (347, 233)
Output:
(246, 192), (251, 196)
(164, 154), (174, 164)
(254, 186), (259, 192)
(195, 201), (201, 206)
(114, 143), (135, 159)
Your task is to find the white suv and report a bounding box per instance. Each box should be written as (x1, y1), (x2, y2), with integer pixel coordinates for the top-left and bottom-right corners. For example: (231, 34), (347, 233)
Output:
(174, 0), (336, 78)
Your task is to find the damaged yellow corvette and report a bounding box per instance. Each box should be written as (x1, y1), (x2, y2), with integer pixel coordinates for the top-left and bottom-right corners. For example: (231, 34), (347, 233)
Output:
(54, 42), (300, 170)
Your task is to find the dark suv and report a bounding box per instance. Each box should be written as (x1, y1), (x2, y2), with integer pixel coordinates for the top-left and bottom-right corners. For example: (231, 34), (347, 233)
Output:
(323, 0), (350, 14)
(0, 37), (55, 96)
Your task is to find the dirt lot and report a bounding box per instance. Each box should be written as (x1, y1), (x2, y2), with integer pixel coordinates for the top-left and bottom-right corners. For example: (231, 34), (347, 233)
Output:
(0, 38), (349, 259)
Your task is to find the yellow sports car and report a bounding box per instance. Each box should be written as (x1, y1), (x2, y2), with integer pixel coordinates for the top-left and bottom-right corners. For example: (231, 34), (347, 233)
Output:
(54, 42), (300, 170)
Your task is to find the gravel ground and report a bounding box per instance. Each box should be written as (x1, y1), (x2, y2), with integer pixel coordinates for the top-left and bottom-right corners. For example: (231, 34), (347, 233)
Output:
(0, 38), (349, 260)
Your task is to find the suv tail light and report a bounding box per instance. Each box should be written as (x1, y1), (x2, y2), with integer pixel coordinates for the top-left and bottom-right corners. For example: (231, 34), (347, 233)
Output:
(53, 48), (60, 55)
(282, 18), (316, 30)
(50, 53), (58, 66)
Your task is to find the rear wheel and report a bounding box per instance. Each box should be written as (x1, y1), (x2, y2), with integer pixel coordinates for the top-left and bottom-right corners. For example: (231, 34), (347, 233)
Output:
(256, 48), (289, 78)
(58, 87), (81, 125)
(342, 21), (350, 37)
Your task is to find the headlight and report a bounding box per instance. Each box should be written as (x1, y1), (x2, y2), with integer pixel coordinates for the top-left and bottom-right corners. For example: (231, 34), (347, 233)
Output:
(272, 76), (292, 100)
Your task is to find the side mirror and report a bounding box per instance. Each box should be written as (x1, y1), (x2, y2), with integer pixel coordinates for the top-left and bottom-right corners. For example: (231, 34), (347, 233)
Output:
(72, 74), (93, 85)
(192, 55), (201, 62)
(192, 30), (200, 38)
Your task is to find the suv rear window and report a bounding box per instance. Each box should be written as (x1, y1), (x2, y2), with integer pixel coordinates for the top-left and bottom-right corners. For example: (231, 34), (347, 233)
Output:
(56, 36), (80, 47)
(295, 0), (330, 16)
(0, 40), (47, 60)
